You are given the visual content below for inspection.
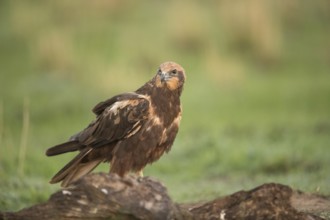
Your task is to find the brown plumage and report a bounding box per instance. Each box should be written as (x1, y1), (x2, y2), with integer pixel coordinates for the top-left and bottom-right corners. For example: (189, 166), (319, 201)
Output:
(46, 61), (186, 187)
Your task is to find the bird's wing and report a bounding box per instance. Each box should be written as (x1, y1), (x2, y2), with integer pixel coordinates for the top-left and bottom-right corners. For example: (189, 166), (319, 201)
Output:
(92, 92), (139, 115)
(73, 93), (150, 148)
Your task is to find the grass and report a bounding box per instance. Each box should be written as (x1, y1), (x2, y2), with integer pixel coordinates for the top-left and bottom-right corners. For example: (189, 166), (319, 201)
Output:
(1, 0), (330, 212)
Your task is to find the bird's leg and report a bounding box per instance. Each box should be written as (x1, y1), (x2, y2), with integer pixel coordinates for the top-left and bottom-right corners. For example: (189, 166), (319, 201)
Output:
(136, 170), (144, 177)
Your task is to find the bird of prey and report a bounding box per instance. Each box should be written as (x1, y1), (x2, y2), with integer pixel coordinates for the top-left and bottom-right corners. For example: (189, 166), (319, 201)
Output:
(46, 61), (186, 187)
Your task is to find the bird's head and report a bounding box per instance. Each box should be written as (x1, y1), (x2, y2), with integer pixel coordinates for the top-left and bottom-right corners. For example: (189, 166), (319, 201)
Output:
(155, 61), (186, 91)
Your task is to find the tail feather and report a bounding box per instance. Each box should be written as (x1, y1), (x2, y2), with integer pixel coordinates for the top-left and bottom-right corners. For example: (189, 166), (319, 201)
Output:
(46, 140), (80, 156)
(61, 159), (102, 187)
(50, 148), (102, 187)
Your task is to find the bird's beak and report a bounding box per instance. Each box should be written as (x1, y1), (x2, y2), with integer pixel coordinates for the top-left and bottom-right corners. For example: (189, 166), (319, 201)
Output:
(160, 72), (168, 82)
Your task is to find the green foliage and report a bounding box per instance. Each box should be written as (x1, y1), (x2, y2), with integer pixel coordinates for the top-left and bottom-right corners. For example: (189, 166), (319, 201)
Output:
(1, 0), (330, 211)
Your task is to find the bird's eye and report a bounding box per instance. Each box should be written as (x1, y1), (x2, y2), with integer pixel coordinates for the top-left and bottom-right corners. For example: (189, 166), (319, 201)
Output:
(157, 69), (162, 75)
(171, 69), (178, 75)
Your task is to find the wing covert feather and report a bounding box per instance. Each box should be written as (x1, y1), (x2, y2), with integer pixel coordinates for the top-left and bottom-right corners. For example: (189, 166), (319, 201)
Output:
(92, 92), (140, 115)
(77, 95), (149, 148)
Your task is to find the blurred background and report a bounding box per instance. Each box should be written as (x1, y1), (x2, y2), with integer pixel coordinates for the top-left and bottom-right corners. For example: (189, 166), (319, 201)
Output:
(1, 0), (330, 211)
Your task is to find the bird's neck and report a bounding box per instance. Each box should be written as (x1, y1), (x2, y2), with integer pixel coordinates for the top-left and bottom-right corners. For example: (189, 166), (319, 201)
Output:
(136, 78), (183, 99)
(136, 79), (182, 125)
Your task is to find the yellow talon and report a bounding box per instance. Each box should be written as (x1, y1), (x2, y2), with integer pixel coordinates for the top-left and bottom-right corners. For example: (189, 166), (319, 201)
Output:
(137, 170), (144, 177)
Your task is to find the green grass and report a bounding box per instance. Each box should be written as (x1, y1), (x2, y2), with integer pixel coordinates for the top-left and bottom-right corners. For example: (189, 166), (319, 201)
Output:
(1, 0), (330, 212)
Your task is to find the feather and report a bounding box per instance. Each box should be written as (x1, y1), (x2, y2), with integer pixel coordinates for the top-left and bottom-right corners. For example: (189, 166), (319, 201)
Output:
(61, 159), (102, 187)
(92, 92), (140, 115)
(50, 148), (93, 184)
(46, 140), (80, 156)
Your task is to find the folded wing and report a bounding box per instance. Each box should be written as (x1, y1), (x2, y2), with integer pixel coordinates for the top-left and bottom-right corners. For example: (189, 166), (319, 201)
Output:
(46, 93), (150, 187)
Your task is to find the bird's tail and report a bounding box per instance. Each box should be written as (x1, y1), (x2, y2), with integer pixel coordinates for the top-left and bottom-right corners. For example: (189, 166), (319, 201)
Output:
(49, 147), (103, 187)
(46, 140), (81, 156)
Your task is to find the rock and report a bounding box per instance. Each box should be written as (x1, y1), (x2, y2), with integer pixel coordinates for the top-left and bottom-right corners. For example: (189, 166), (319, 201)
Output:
(1, 173), (326, 220)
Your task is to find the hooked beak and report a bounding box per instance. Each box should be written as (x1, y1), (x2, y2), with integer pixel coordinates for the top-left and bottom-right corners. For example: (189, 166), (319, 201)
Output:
(159, 72), (169, 82)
